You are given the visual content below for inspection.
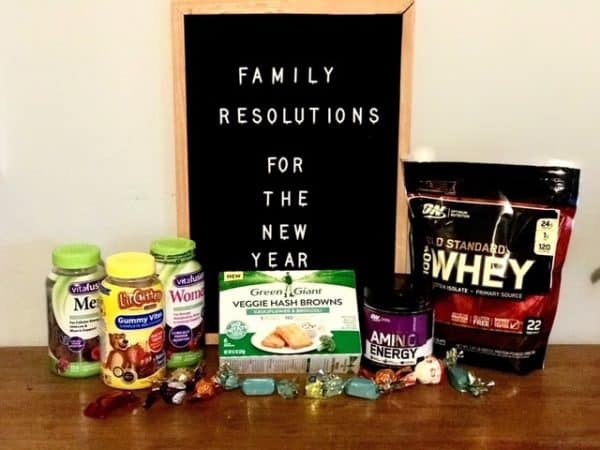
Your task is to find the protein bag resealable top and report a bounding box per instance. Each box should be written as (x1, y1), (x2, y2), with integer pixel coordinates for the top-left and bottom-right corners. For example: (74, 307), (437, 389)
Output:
(404, 162), (580, 374)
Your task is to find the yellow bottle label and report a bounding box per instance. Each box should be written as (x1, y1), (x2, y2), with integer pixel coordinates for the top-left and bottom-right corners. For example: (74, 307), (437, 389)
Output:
(98, 279), (166, 389)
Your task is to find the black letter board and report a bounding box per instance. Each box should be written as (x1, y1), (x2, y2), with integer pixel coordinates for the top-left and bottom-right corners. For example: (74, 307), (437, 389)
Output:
(172, 1), (414, 338)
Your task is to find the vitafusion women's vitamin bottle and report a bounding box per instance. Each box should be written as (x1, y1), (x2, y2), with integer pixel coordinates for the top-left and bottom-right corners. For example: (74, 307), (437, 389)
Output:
(150, 237), (205, 368)
(99, 252), (166, 389)
(47, 243), (104, 377)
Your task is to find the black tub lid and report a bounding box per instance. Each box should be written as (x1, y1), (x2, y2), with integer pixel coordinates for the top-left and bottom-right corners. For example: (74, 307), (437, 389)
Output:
(364, 274), (430, 313)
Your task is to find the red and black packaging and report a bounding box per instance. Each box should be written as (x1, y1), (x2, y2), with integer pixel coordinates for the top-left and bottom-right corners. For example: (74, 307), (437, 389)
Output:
(404, 162), (580, 374)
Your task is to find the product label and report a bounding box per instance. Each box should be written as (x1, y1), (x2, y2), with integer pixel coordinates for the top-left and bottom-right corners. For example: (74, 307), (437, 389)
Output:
(156, 260), (204, 368)
(98, 280), (166, 389)
(218, 270), (362, 374)
(409, 197), (559, 300)
(47, 272), (104, 378)
(363, 305), (433, 367)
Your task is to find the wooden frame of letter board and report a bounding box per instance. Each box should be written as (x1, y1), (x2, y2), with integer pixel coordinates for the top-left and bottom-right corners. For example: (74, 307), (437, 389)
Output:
(172, 0), (415, 344)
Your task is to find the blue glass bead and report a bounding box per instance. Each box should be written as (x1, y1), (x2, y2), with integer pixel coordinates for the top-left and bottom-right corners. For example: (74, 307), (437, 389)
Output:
(241, 378), (276, 396)
(344, 377), (380, 400)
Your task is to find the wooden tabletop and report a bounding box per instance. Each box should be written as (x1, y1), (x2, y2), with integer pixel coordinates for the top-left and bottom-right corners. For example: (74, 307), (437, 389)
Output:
(1, 345), (599, 449)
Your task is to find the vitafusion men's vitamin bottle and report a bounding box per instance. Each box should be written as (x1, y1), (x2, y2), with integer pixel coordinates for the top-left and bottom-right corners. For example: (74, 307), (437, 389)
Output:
(47, 243), (104, 377)
(99, 252), (166, 389)
(150, 237), (205, 368)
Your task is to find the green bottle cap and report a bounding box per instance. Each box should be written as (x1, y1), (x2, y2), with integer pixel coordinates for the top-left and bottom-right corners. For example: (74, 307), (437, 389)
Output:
(52, 243), (101, 270)
(150, 237), (196, 262)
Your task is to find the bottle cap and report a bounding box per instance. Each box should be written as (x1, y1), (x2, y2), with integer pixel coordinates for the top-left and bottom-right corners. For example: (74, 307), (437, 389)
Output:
(150, 237), (196, 263)
(105, 252), (155, 279)
(52, 243), (101, 270)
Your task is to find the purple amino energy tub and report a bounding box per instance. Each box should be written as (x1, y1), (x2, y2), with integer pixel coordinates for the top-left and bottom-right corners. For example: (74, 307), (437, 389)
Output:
(362, 274), (433, 371)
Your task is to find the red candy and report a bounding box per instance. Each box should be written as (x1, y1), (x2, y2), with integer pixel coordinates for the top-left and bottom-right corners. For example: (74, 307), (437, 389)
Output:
(84, 391), (140, 419)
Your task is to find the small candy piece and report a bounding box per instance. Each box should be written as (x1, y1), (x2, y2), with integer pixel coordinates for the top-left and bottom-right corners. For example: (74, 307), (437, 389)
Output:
(447, 364), (471, 392)
(241, 378), (276, 396)
(277, 379), (300, 399)
(171, 390), (186, 405)
(193, 378), (217, 400)
(305, 370), (345, 398)
(213, 363), (241, 391)
(305, 380), (324, 398)
(84, 391), (140, 419)
(321, 373), (345, 398)
(414, 356), (444, 385)
(445, 348), (495, 397)
(344, 377), (380, 400)
(159, 381), (188, 405)
(374, 369), (396, 391)
(399, 371), (418, 388)
(167, 381), (187, 390)
(169, 368), (195, 384)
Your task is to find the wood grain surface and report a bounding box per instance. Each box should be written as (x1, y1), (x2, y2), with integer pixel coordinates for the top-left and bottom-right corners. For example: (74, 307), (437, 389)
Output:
(1, 346), (599, 449)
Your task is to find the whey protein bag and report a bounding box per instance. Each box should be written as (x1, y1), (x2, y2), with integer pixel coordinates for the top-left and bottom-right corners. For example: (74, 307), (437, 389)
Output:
(404, 162), (580, 374)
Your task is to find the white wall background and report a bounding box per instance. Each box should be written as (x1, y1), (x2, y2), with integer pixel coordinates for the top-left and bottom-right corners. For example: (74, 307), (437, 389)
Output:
(1, 0), (598, 345)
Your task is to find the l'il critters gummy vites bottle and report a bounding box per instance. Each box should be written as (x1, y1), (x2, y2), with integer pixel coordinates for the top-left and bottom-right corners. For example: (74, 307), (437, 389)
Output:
(150, 237), (205, 368)
(99, 252), (166, 389)
(47, 243), (104, 377)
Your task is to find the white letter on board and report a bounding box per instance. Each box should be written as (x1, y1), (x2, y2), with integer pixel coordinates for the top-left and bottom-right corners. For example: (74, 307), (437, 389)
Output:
(298, 252), (308, 268)
(324, 66), (334, 83)
(294, 224), (307, 240)
(298, 190), (308, 207)
(279, 224), (290, 240)
(268, 252), (277, 268)
(238, 66), (248, 85)
(252, 67), (263, 84)
(293, 157), (303, 173)
(263, 190), (273, 207)
(369, 107), (380, 124)
(262, 224), (272, 240)
(272, 67), (284, 84)
(281, 191), (291, 207)
(219, 108), (230, 125)
(237, 107), (248, 124)
(251, 252), (261, 267)
(308, 67), (317, 84)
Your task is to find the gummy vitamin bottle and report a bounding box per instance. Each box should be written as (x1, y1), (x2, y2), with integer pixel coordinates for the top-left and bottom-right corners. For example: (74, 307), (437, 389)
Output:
(99, 252), (166, 389)
(150, 237), (205, 368)
(47, 243), (105, 377)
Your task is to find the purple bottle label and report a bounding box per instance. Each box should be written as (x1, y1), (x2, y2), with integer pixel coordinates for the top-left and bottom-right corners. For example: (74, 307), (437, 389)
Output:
(169, 325), (192, 348)
(363, 304), (433, 367)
